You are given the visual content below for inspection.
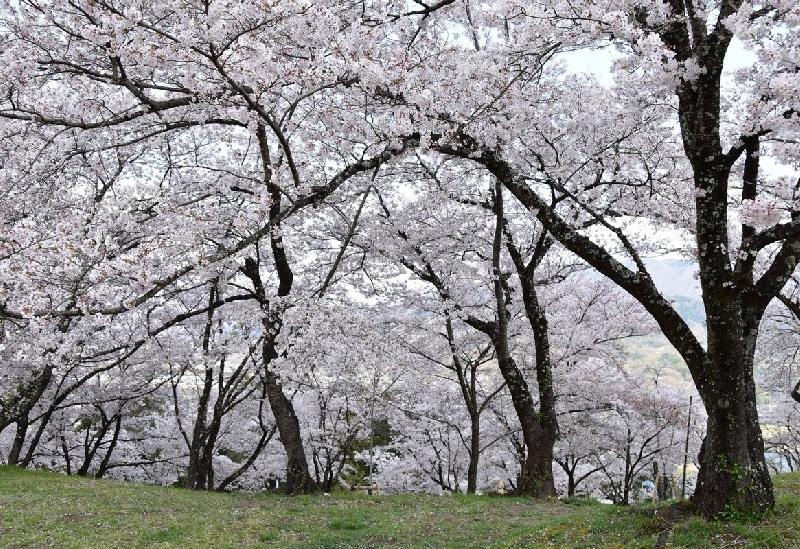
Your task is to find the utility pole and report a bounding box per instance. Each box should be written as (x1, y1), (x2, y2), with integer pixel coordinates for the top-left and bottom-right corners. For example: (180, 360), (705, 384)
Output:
(681, 396), (693, 500)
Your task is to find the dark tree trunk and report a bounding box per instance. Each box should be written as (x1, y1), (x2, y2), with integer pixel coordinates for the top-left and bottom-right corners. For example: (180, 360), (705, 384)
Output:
(655, 2), (779, 518)
(8, 414), (29, 466)
(622, 434), (632, 506)
(95, 414), (122, 479)
(673, 56), (774, 514)
(260, 338), (318, 494)
(489, 179), (555, 498)
(236, 125), (319, 495)
(186, 365), (215, 490)
(444, 316), (493, 495)
(690, 293), (773, 516)
(61, 434), (72, 475)
(77, 411), (116, 477)
(511, 236), (559, 498)
(467, 412), (480, 494)
(20, 407), (55, 468)
(3, 362), (56, 464)
(186, 282), (220, 491)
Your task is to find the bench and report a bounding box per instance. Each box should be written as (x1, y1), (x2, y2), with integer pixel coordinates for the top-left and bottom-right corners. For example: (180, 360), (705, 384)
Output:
(353, 484), (380, 495)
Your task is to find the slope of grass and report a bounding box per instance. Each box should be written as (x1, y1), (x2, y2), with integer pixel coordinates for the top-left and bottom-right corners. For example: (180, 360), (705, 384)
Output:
(1, 466), (799, 548)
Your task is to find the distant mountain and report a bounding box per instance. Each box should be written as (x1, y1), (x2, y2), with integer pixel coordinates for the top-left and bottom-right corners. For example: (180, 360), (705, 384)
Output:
(667, 294), (706, 326)
(640, 258), (705, 325)
(642, 258), (701, 299)
(618, 259), (706, 389)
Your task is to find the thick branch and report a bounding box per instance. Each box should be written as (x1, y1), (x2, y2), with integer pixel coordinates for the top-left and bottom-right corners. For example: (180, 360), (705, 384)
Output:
(433, 139), (708, 386)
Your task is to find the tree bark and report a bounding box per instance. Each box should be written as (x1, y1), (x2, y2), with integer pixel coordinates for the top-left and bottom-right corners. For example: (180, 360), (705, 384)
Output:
(95, 414), (122, 479)
(467, 411), (480, 494)
(690, 292), (773, 516)
(261, 361), (318, 494)
(509, 232), (559, 498)
(488, 179), (555, 497)
(185, 364), (214, 489)
(7, 414), (29, 466)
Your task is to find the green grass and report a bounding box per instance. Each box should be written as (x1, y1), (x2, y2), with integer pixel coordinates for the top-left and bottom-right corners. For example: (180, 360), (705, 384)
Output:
(1, 467), (799, 548)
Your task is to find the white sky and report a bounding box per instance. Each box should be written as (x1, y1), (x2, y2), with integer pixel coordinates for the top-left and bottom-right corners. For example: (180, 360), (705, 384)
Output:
(559, 37), (759, 85)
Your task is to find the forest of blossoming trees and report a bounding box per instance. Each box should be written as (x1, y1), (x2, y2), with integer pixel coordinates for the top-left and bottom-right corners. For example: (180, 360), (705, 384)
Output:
(1, 0), (799, 519)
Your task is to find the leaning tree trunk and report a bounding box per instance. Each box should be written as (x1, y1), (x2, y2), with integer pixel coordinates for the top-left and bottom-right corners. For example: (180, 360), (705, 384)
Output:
(7, 414), (29, 466)
(94, 414), (122, 479)
(261, 362), (318, 495)
(238, 124), (318, 495)
(241, 251), (318, 495)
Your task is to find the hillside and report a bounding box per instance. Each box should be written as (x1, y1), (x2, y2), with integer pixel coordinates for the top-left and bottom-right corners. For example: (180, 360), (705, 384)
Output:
(612, 258), (706, 388)
(1, 466), (799, 548)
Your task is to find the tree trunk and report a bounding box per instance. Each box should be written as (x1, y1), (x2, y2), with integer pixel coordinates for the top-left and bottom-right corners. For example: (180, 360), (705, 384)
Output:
(8, 414), (28, 466)
(242, 125), (318, 495)
(567, 471), (576, 497)
(467, 411), (480, 494)
(262, 357), (318, 494)
(691, 298), (772, 516)
(516, 257), (558, 498)
(622, 432), (632, 506)
(95, 414), (122, 479)
(61, 434), (72, 475)
(521, 437), (556, 498)
(77, 414), (114, 477)
(490, 179), (555, 498)
(186, 364), (214, 490)
(184, 378), (215, 489)
(243, 253), (318, 495)
(20, 406), (56, 468)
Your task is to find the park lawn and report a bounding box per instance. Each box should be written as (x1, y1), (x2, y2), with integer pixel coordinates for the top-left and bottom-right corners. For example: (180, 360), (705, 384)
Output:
(1, 466), (799, 549)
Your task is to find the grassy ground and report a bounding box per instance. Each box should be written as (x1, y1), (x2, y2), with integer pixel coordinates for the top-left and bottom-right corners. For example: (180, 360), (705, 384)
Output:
(1, 467), (799, 549)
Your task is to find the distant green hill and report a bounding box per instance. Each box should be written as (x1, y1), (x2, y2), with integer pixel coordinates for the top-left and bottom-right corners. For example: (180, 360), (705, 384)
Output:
(622, 295), (705, 389)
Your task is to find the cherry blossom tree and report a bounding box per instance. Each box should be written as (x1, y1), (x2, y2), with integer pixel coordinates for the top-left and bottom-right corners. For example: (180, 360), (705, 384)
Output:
(757, 284), (800, 473)
(0, 0), (418, 493)
(2, 0), (798, 518)
(408, 0), (800, 515)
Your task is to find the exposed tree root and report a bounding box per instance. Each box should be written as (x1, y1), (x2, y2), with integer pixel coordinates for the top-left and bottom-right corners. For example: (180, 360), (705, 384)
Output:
(634, 501), (698, 549)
